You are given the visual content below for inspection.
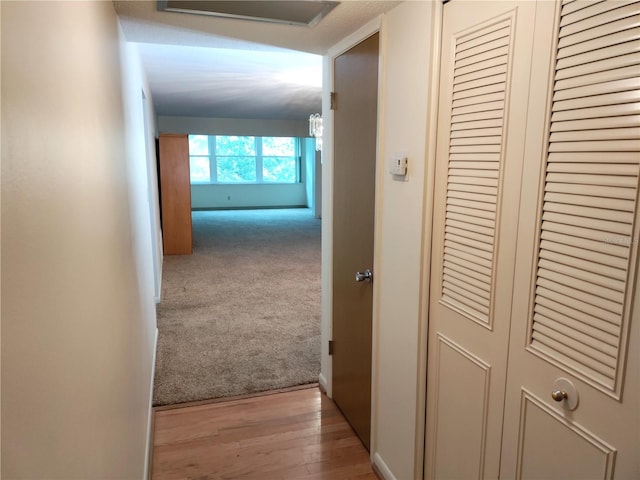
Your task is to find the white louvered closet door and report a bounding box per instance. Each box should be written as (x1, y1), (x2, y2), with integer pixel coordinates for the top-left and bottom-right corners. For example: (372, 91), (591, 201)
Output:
(424, 1), (546, 478)
(500, 0), (640, 478)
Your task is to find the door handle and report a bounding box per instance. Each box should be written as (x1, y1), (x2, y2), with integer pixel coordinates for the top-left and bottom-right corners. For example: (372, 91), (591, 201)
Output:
(355, 269), (373, 283)
(551, 378), (579, 410)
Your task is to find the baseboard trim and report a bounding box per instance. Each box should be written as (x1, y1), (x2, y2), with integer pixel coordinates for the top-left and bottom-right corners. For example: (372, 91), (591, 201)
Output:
(144, 327), (159, 480)
(373, 452), (397, 480)
(318, 372), (329, 395)
(191, 205), (307, 211)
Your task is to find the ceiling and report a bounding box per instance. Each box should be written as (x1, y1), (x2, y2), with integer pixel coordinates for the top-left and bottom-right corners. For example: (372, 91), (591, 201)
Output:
(114, 1), (401, 120)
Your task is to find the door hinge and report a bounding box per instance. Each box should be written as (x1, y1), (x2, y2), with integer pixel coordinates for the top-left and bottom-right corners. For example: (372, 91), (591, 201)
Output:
(328, 340), (334, 355)
(330, 92), (337, 110)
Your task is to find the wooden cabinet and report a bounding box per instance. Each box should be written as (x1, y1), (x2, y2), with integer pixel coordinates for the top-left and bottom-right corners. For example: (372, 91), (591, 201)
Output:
(159, 134), (192, 255)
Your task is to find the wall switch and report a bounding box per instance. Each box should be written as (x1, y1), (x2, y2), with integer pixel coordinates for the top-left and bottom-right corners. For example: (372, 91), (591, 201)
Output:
(389, 155), (408, 176)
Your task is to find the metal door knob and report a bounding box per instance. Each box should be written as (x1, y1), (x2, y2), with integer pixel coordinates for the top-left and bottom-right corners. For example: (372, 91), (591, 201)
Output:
(355, 269), (373, 282)
(550, 378), (579, 410)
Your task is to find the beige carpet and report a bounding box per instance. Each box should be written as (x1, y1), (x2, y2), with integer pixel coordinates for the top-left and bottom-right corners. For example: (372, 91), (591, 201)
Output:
(153, 208), (321, 406)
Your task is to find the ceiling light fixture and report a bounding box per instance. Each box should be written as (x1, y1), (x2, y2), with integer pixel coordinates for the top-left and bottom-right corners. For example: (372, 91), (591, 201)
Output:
(309, 113), (323, 152)
(157, 1), (340, 27)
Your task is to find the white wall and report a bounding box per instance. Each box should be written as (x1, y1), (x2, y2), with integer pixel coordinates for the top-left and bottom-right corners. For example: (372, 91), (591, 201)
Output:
(372, 3), (435, 478)
(1, 1), (157, 478)
(191, 183), (307, 209)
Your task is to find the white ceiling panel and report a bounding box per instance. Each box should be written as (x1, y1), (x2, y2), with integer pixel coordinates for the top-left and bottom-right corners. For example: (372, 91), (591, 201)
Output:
(114, 0), (401, 119)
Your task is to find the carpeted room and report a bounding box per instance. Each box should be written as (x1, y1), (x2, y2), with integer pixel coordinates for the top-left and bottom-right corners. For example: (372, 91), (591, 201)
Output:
(153, 208), (321, 406)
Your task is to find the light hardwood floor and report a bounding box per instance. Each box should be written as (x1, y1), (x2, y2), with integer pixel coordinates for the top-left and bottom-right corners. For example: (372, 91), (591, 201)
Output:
(151, 386), (379, 479)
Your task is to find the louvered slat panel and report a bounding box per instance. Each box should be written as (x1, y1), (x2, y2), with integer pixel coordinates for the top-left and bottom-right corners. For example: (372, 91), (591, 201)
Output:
(545, 171), (638, 186)
(551, 114), (640, 131)
(532, 330), (616, 381)
(456, 35), (510, 62)
(536, 284), (620, 333)
(447, 182), (498, 196)
(444, 259), (492, 285)
(530, 0), (640, 392)
(448, 175), (499, 187)
(452, 100), (505, 116)
(548, 151), (640, 163)
(559, 2), (640, 37)
(452, 91), (505, 109)
(447, 203), (496, 220)
(454, 46), (511, 71)
(457, 21), (511, 51)
(540, 230), (627, 269)
(554, 64), (640, 91)
(441, 16), (514, 325)
(535, 295), (620, 336)
(534, 319), (617, 367)
(450, 128), (503, 138)
(561, 0), (636, 27)
(450, 144), (501, 153)
(444, 246), (493, 271)
(557, 40), (640, 71)
(557, 15), (640, 49)
(546, 182), (636, 198)
(549, 139), (640, 151)
(534, 303), (619, 347)
(553, 77), (639, 102)
(550, 127), (639, 142)
(452, 109), (504, 124)
(553, 93), (640, 113)
(532, 328), (617, 376)
(555, 51), (640, 81)
(544, 191), (635, 211)
(541, 229), (630, 258)
(444, 273), (491, 298)
(450, 136), (503, 146)
(539, 248), (627, 284)
(542, 211), (633, 235)
(561, 0), (604, 17)
(455, 56), (508, 79)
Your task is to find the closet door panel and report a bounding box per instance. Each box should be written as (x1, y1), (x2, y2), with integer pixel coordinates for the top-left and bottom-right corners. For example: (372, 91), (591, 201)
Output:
(501, 1), (640, 477)
(424, 1), (543, 478)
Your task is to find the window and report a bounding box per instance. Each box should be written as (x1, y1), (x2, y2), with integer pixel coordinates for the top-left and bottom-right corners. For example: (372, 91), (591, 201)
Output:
(188, 135), (300, 184)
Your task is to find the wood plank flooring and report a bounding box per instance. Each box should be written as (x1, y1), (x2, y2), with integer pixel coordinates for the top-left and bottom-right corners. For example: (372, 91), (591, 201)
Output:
(151, 386), (378, 480)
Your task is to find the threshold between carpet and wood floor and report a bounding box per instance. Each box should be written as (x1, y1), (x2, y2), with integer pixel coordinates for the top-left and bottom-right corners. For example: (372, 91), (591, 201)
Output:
(153, 209), (321, 406)
(151, 385), (379, 480)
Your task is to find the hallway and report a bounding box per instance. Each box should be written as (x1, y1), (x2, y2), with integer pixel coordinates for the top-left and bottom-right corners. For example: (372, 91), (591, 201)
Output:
(151, 386), (377, 479)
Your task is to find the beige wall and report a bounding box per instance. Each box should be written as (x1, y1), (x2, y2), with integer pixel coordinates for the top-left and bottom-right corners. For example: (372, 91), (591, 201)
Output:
(372, 2), (434, 478)
(157, 115), (308, 137)
(1, 1), (157, 477)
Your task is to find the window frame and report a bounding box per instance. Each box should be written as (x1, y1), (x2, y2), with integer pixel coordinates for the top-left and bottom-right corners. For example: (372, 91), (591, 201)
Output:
(189, 135), (301, 185)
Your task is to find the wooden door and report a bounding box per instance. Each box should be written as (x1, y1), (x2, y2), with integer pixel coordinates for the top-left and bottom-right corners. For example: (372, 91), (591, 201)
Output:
(424, 2), (543, 477)
(332, 32), (379, 450)
(159, 134), (192, 255)
(500, 1), (640, 477)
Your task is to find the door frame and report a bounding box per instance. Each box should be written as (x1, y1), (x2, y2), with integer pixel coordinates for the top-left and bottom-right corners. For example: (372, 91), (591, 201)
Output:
(419, 1), (445, 478)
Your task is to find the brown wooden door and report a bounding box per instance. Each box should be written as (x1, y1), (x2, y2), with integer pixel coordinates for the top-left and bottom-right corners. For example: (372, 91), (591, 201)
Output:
(159, 134), (192, 255)
(332, 32), (379, 450)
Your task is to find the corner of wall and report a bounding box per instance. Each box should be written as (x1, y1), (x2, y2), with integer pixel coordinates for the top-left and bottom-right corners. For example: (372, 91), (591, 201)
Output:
(372, 452), (398, 480)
